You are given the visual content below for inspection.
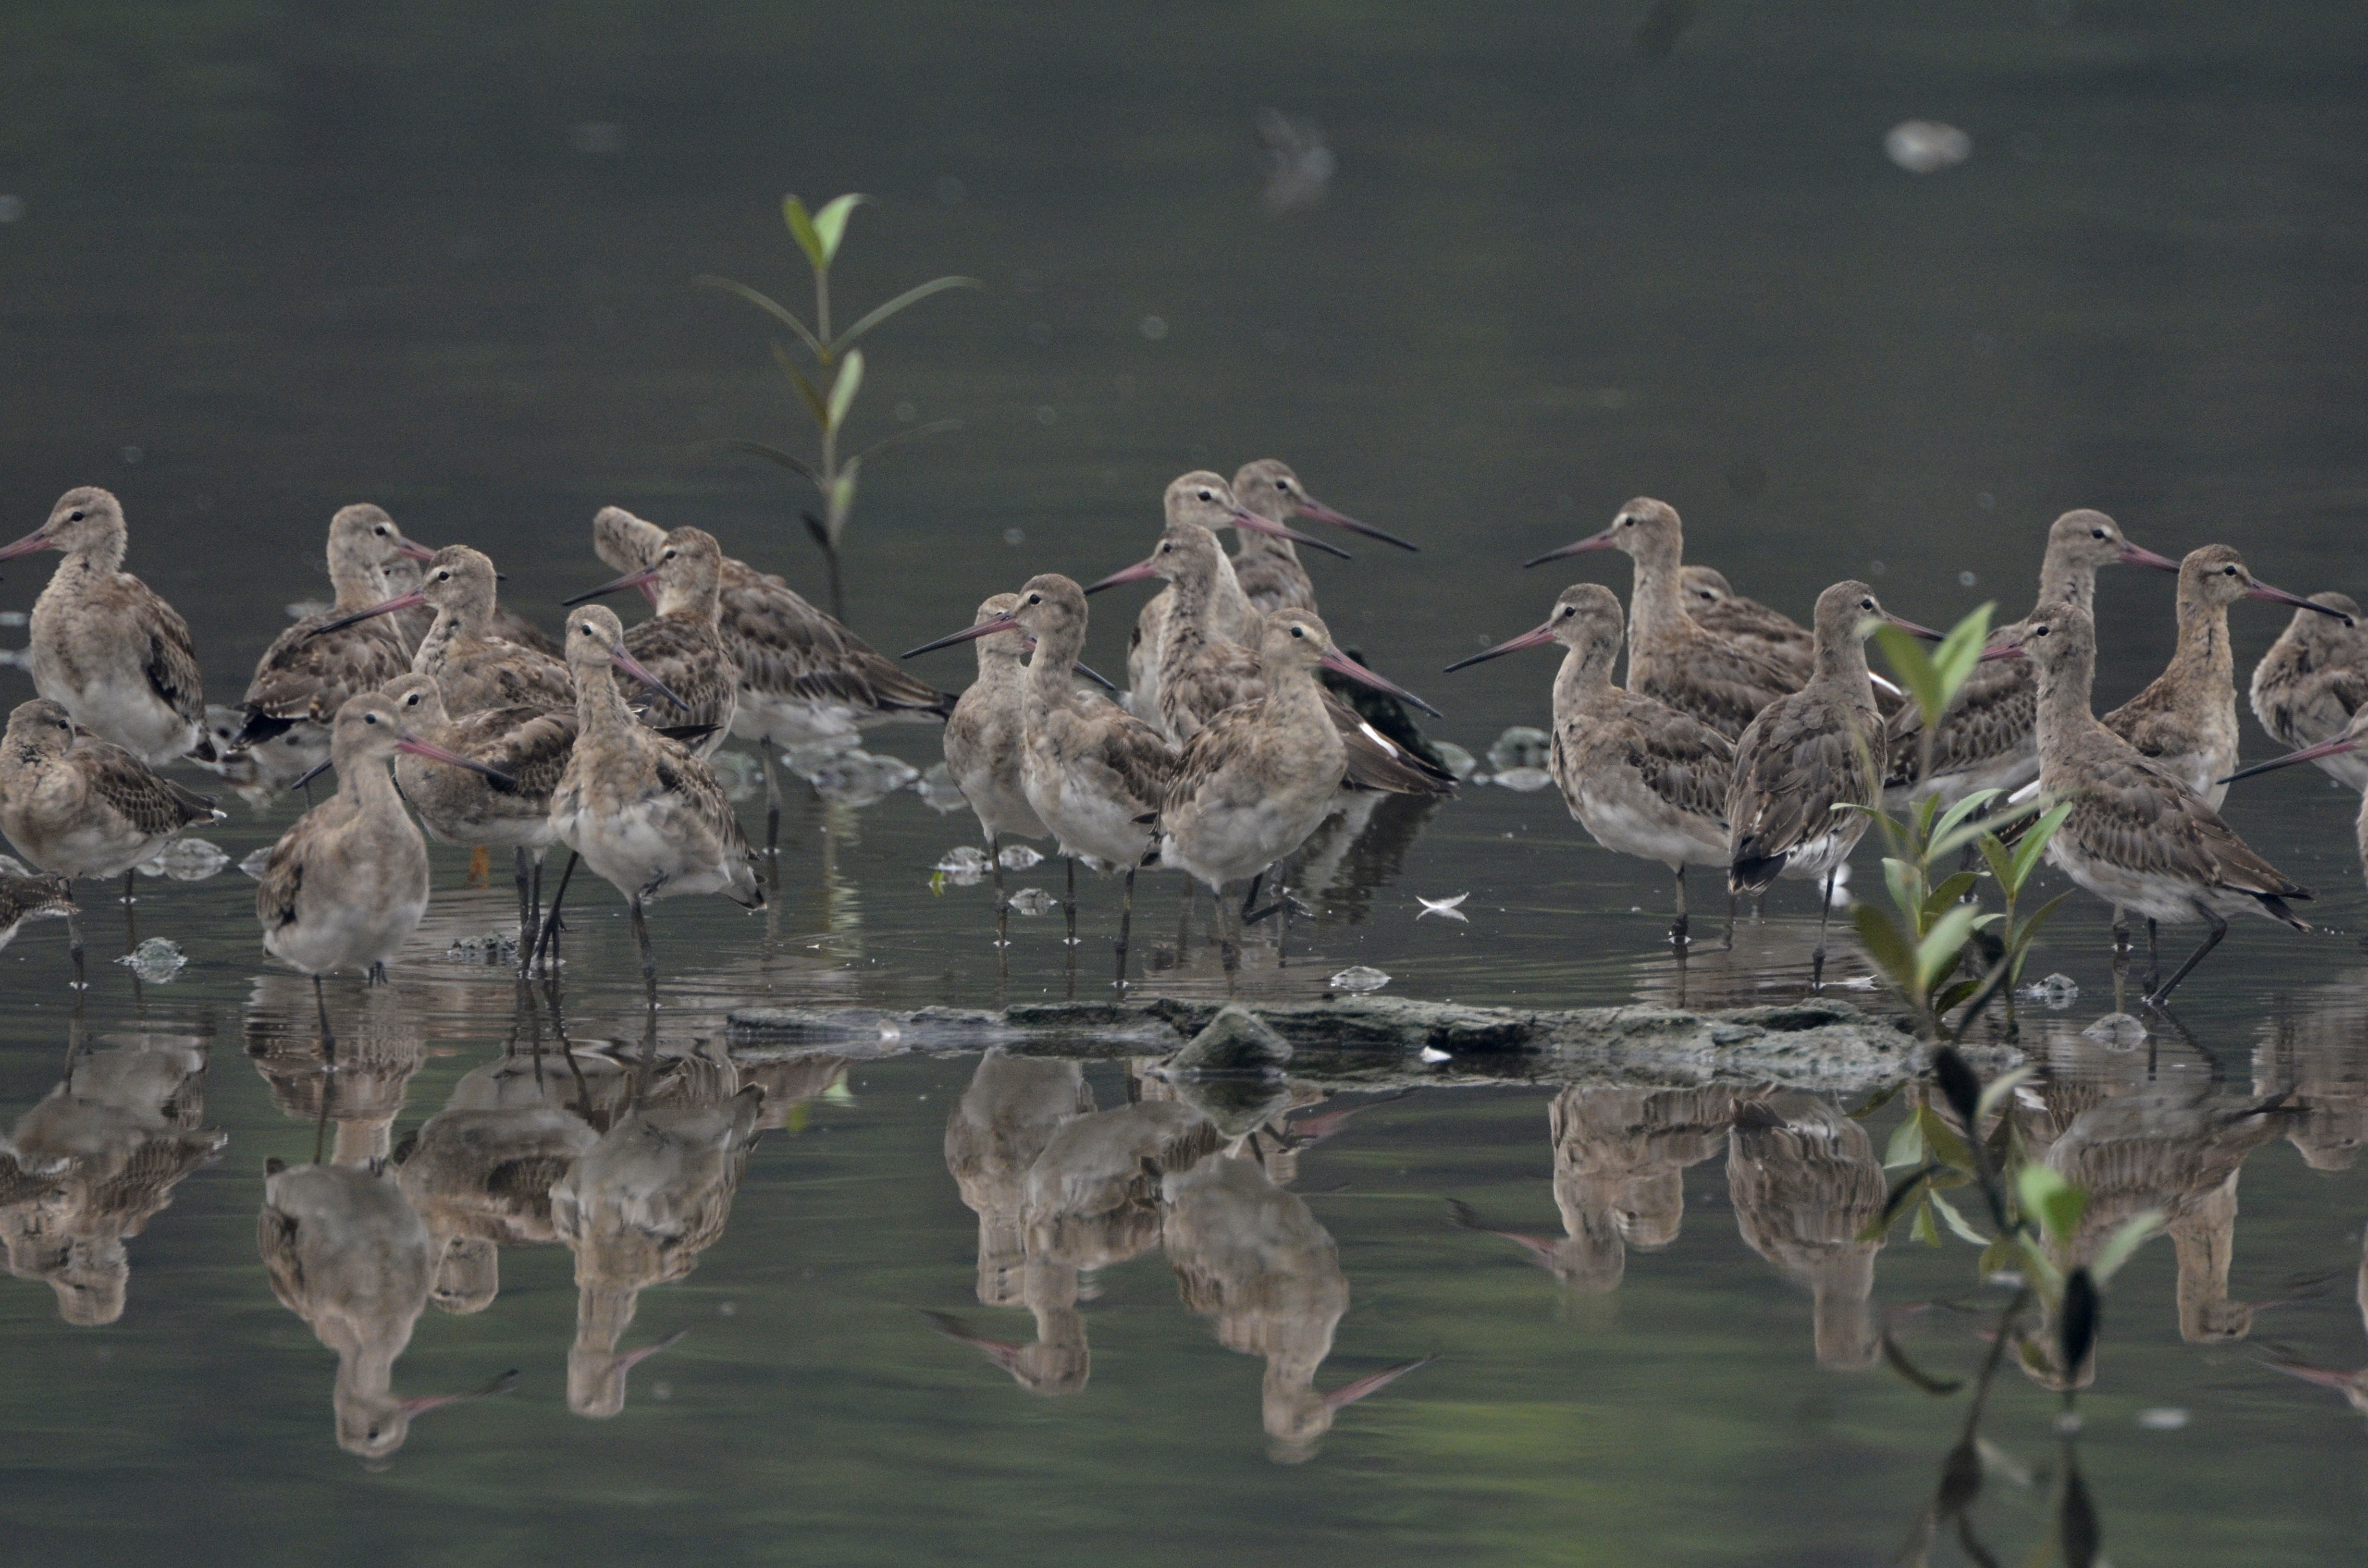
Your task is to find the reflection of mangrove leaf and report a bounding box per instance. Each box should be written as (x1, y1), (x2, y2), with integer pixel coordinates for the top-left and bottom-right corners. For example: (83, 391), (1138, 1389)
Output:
(1881, 1332), (1966, 1396)
(1884, 1109), (1925, 1169)
(1915, 1103), (1976, 1173)
(1973, 1065), (2036, 1121)
(2017, 1164), (2088, 1243)
(1927, 1187), (1991, 1246)
(2058, 1268), (2100, 1388)
(2091, 1210), (2163, 1284)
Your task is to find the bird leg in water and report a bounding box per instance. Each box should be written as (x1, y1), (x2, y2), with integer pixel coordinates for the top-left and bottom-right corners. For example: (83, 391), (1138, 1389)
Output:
(629, 894), (657, 1000)
(514, 848), (534, 953)
(520, 853), (545, 972)
(64, 878), (86, 992)
(760, 746), (783, 859)
(1240, 871), (1265, 924)
(1723, 894), (1738, 951)
(531, 853), (580, 972)
(1811, 867), (1838, 991)
(2145, 918), (2161, 993)
(122, 870), (138, 952)
(1113, 867), (1136, 989)
(2145, 904), (2227, 1008)
(1064, 857), (1079, 948)
(1670, 865), (1690, 946)
(990, 831), (1006, 914)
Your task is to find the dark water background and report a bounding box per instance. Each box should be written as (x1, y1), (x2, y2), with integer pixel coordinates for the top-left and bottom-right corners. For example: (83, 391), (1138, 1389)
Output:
(3, 3), (2367, 1563)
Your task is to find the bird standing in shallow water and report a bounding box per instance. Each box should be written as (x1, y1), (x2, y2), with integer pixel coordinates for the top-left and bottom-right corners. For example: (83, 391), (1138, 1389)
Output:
(1447, 583), (1732, 943)
(1727, 583), (1937, 989)
(257, 693), (513, 1031)
(0, 487), (209, 766)
(545, 605), (764, 998)
(565, 524), (740, 757)
(2220, 707), (2368, 897)
(2100, 543), (2342, 807)
(1995, 602), (2311, 1006)
(2249, 590), (2368, 792)
(231, 504), (435, 785)
(941, 594), (1051, 931)
(0, 698), (222, 985)
(1524, 498), (1802, 742)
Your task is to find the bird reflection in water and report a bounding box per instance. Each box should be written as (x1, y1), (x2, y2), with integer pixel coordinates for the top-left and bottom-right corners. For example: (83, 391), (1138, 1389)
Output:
(932, 1054), (1424, 1457)
(0, 1025), (223, 1323)
(246, 972), (429, 1165)
(257, 1155), (514, 1461)
(1449, 1084), (1736, 1296)
(1727, 1092), (1887, 1370)
(2253, 975), (2368, 1173)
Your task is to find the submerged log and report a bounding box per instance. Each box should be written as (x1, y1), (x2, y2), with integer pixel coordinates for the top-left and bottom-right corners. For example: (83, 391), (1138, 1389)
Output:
(726, 994), (2006, 1091)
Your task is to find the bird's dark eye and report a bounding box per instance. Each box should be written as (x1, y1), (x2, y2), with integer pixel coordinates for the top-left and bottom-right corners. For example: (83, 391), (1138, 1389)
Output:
(2091, 528), (2108, 539)
(1027, 593), (1041, 605)
(1862, 599), (1877, 611)
(374, 526), (388, 536)
(1197, 490), (1213, 502)
(2036, 625), (2051, 637)
(664, 550), (677, 561)
(364, 713), (379, 724)
(1619, 516), (1634, 527)
(1291, 625), (1305, 638)
(69, 510), (85, 522)
(2223, 565), (2238, 576)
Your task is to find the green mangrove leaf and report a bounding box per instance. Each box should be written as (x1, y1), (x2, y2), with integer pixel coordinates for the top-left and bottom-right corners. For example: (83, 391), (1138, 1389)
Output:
(1851, 904), (1917, 989)
(1883, 857), (1922, 924)
(1873, 623), (1946, 726)
(1914, 903), (1978, 994)
(2010, 800), (2076, 891)
(703, 438), (817, 484)
(2013, 1233), (2066, 1303)
(1915, 1103), (1976, 1173)
(1924, 870), (1979, 921)
(837, 275), (984, 351)
(1976, 830), (2018, 891)
(810, 193), (868, 265)
(696, 274), (825, 359)
(1912, 1200), (1940, 1247)
(774, 341), (830, 426)
(853, 417), (965, 466)
(1931, 787), (2004, 853)
(829, 457), (862, 532)
(784, 195), (827, 273)
(1880, 1333), (1965, 1396)
(827, 348), (865, 432)
(2017, 1164), (2088, 1244)
(1884, 1111), (1925, 1170)
(1929, 602), (1995, 710)
(1974, 1064), (2038, 1122)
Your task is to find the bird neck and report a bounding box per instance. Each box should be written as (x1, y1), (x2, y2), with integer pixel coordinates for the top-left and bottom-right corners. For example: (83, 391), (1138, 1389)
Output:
(2167, 581), (2235, 688)
(334, 753), (406, 817)
(655, 581), (720, 629)
(65, 527), (128, 576)
(1207, 554), (1258, 640)
(328, 553), (390, 612)
(1812, 630), (1873, 699)
(573, 661), (639, 735)
(2035, 553), (2098, 614)
(1264, 657), (1330, 728)
(1625, 549), (1687, 647)
(1553, 641), (1618, 717)
(2033, 655), (2098, 742)
(1025, 626), (1085, 711)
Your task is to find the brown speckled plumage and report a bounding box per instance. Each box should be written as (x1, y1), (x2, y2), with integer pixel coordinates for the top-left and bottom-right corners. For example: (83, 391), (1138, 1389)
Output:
(2250, 590), (2368, 791)
(1726, 583), (1891, 894)
(0, 698), (221, 879)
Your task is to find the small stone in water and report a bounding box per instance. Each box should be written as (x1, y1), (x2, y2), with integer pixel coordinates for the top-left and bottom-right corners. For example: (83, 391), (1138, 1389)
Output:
(1490, 766), (1553, 793)
(2137, 1408), (2190, 1431)
(998, 845), (1043, 871)
(1005, 887), (1059, 917)
(1328, 965), (1391, 993)
(808, 749), (919, 807)
(705, 750), (761, 803)
(1487, 725), (1551, 773)
(1885, 120), (1972, 174)
(915, 763), (969, 815)
(137, 837), (231, 882)
(1418, 1045), (1451, 1064)
(238, 846), (275, 880)
(446, 931), (520, 963)
(2020, 971), (2079, 1007)
(1431, 740), (1478, 781)
(116, 937), (187, 982)
(2083, 1012), (2148, 1050)
(936, 845), (990, 875)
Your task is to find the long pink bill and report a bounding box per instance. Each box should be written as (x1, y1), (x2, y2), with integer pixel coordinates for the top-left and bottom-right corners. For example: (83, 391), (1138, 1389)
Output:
(305, 588), (428, 638)
(609, 644), (692, 713)
(2118, 541), (2183, 572)
(1082, 558), (1159, 594)
(1521, 526), (1617, 569)
(400, 1368), (522, 1419)
(1294, 496), (1419, 551)
(1232, 504), (1351, 560)
(2247, 578), (2355, 621)
(610, 1330), (689, 1376)
(1977, 643), (2028, 662)
(393, 539), (439, 563)
(395, 734), (520, 788)
(1442, 621), (1558, 673)
(2261, 1358), (2366, 1395)
(2221, 733), (2359, 785)
(1320, 648), (1444, 718)
(1883, 612), (1946, 641)
(563, 563), (661, 607)
(0, 527), (59, 564)
(922, 1310), (1025, 1375)
(1322, 1356), (1434, 1410)
(901, 613), (1021, 659)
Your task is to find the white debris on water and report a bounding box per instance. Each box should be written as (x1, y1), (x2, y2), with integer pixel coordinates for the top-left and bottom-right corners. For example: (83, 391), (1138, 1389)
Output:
(1487, 726), (1551, 773)
(137, 837), (231, 882)
(1886, 120), (1972, 173)
(1417, 893), (1469, 922)
(936, 846), (990, 877)
(2020, 972), (2079, 1007)
(807, 749), (918, 807)
(1005, 887), (1059, 917)
(116, 937), (187, 982)
(2137, 1408), (2190, 1431)
(1418, 1045), (1451, 1063)
(1328, 965), (1392, 993)
(2083, 1012), (2149, 1050)
(998, 845), (1044, 871)
(916, 762), (969, 814)
(1489, 766), (1554, 792)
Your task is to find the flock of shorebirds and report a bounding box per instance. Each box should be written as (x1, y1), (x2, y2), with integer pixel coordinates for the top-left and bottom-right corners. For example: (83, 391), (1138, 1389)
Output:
(0, 466), (2361, 1014)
